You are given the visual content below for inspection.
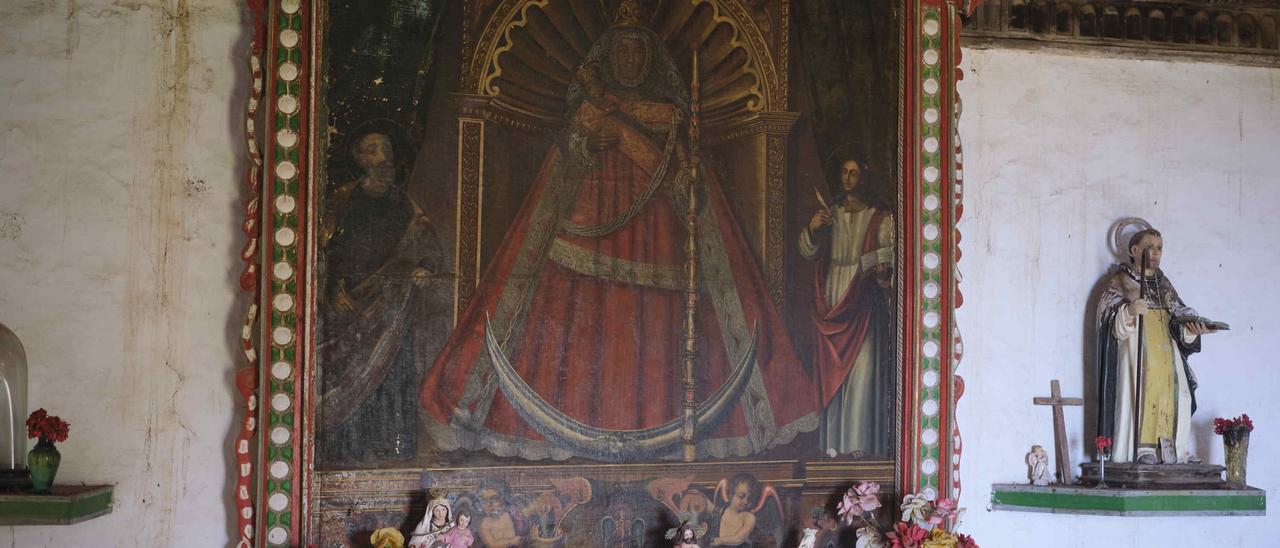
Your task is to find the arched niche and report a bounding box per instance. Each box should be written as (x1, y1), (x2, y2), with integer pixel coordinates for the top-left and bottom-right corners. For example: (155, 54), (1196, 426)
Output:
(452, 0), (799, 314)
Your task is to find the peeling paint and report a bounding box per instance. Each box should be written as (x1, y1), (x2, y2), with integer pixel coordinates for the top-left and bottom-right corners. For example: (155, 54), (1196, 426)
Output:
(0, 211), (21, 241)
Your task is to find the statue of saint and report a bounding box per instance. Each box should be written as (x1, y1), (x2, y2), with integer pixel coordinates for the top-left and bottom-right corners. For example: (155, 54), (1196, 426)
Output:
(418, 0), (818, 461)
(408, 496), (454, 548)
(1095, 227), (1218, 464)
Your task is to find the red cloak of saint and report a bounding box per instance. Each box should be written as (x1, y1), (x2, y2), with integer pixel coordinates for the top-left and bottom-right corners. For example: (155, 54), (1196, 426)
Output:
(420, 98), (818, 461)
(811, 209), (891, 407)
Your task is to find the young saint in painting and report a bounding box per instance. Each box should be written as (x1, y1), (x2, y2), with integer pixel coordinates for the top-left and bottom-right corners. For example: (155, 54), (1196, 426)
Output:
(1096, 228), (1217, 464)
(419, 0), (818, 462)
(799, 158), (895, 457)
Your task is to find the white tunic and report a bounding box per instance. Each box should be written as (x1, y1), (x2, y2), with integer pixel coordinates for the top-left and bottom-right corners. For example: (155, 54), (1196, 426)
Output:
(799, 204), (894, 454)
(1109, 304), (1198, 463)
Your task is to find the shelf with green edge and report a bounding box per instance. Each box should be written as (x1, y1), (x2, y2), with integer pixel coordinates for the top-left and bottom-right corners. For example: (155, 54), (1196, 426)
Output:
(0, 485), (113, 525)
(991, 483), (1265, 517)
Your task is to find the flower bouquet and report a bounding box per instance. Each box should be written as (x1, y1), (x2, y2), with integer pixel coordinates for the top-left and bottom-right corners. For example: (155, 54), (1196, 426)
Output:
(836, 482), (978, 548)
(25, 408), (70, 493)
(1214, 414), (1254, 484)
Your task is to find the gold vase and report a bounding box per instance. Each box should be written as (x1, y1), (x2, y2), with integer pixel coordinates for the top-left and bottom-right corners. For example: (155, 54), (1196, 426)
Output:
(1223, 431), (1250, 485)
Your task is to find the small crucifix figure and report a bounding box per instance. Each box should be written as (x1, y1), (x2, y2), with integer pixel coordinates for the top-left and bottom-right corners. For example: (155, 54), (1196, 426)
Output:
(1033, 380), (1085, 484)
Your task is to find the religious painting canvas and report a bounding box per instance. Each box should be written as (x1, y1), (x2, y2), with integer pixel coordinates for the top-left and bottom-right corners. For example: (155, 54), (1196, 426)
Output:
(316, 0), (900, 469)
(236, 0), (969, 545)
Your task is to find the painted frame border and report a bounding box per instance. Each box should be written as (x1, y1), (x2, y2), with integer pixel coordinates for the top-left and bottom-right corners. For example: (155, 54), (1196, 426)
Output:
(233, 1), (979, 545)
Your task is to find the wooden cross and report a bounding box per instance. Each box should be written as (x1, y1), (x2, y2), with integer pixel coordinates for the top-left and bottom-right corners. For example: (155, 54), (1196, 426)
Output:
(1033, 380), (1085, 484)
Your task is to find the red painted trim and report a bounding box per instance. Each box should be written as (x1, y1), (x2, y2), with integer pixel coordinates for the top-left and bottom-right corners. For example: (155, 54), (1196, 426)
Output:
(291, 1), (312, 544)
(898, 0), (921, 496)
(300, 3), (321, 544)
(255, 3), (279, 544)
(936, 2), (955, 502)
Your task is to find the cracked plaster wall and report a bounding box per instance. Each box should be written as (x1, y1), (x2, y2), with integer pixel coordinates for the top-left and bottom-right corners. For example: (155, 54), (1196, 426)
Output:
(0, 0), (247, 545)
(957, 49), (1280, 546)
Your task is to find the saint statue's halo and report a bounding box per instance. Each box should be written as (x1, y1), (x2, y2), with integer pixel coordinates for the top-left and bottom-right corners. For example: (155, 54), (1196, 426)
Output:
(1109, 216), (1153, 260)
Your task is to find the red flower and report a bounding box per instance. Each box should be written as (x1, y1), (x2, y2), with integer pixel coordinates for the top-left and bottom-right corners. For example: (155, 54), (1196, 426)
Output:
(957, 533), (980, 548)
(25, 409), (70, 444)
(887, 522), (928, 548)
(1215, 414), (1256, 436)
(1094, 436), (1112, 451)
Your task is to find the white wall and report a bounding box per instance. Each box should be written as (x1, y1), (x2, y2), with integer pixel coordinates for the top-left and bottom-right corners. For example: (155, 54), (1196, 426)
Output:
(956, 47), (1280, 546)
(0, 0), (246, 545)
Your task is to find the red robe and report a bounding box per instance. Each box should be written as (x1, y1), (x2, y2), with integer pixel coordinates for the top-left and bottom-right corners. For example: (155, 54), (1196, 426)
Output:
(811, 209), (891, 407)
(421, 99), (818, 460)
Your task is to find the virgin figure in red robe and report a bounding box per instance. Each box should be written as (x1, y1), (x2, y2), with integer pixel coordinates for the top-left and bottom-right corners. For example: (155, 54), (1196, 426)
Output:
(420, 10), (818, 461)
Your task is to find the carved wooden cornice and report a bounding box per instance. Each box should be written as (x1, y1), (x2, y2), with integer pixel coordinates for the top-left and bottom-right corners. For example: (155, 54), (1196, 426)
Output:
(704, 110), (800, 147)
(453, 93), (562, 137)
(963, 0), (1280, 67)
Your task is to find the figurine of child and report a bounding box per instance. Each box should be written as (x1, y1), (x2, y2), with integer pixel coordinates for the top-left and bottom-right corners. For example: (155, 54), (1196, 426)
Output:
(432, 511), (474, 548)
(1027, 445), (1051, 485)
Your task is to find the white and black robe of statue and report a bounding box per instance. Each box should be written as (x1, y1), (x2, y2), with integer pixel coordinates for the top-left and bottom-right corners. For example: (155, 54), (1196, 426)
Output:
(1095, 264), (1202, 463)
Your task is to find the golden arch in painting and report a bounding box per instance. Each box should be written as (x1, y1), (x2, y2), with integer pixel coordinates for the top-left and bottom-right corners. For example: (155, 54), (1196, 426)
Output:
(468, 0), (780, 123)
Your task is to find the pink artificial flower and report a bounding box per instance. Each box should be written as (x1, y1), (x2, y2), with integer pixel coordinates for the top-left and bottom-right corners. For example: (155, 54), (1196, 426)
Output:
(927, 498), (957, 526)
(855, 481), (883, 513)
(899, 494), (930, 525)
(887, 522), (928, 548)
(856, 526), (888, 548)
(957, 533), (980, 548)
(838, 481), (883, 525)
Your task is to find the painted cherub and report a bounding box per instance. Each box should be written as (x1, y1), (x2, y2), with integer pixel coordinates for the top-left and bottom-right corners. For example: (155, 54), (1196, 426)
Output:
(710, 473), (779, 546)
(476, 482), (523, 548)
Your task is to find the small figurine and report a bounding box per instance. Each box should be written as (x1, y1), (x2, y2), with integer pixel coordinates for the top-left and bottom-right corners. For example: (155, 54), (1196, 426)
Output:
(408, 496), (454, 548)
(797, 509), (820, 548)
(433, 510), (475, 548)
(1027, 445), (1051, 486)
(667, 521), (700, 548)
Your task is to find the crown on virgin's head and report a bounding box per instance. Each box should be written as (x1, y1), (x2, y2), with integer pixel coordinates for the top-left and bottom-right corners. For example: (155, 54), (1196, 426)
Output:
(612, 0), (643, 27)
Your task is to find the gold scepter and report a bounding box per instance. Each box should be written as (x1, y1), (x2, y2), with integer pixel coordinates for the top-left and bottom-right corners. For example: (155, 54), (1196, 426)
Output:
(681, 45), (702, 463)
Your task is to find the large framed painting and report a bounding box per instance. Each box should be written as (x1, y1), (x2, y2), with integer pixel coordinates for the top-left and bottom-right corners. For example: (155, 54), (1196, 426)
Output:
(233, 0), (976, 545)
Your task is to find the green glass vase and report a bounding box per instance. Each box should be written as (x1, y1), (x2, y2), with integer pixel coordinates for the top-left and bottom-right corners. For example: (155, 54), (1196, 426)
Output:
(27, 438), (60, 494)
(1224, 431), (1250, 486)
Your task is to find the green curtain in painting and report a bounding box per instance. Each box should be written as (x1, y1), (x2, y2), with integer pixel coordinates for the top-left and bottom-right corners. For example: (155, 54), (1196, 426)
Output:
(793, 0), (899, 206)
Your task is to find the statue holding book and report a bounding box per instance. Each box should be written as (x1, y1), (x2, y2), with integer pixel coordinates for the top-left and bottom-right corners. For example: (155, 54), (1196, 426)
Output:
(1095, 221), (1225, 464)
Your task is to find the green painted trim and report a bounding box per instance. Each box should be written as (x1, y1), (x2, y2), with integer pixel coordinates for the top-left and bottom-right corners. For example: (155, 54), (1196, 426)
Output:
(991, 485), (1265, 516)
(0, 486), (113, 525)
